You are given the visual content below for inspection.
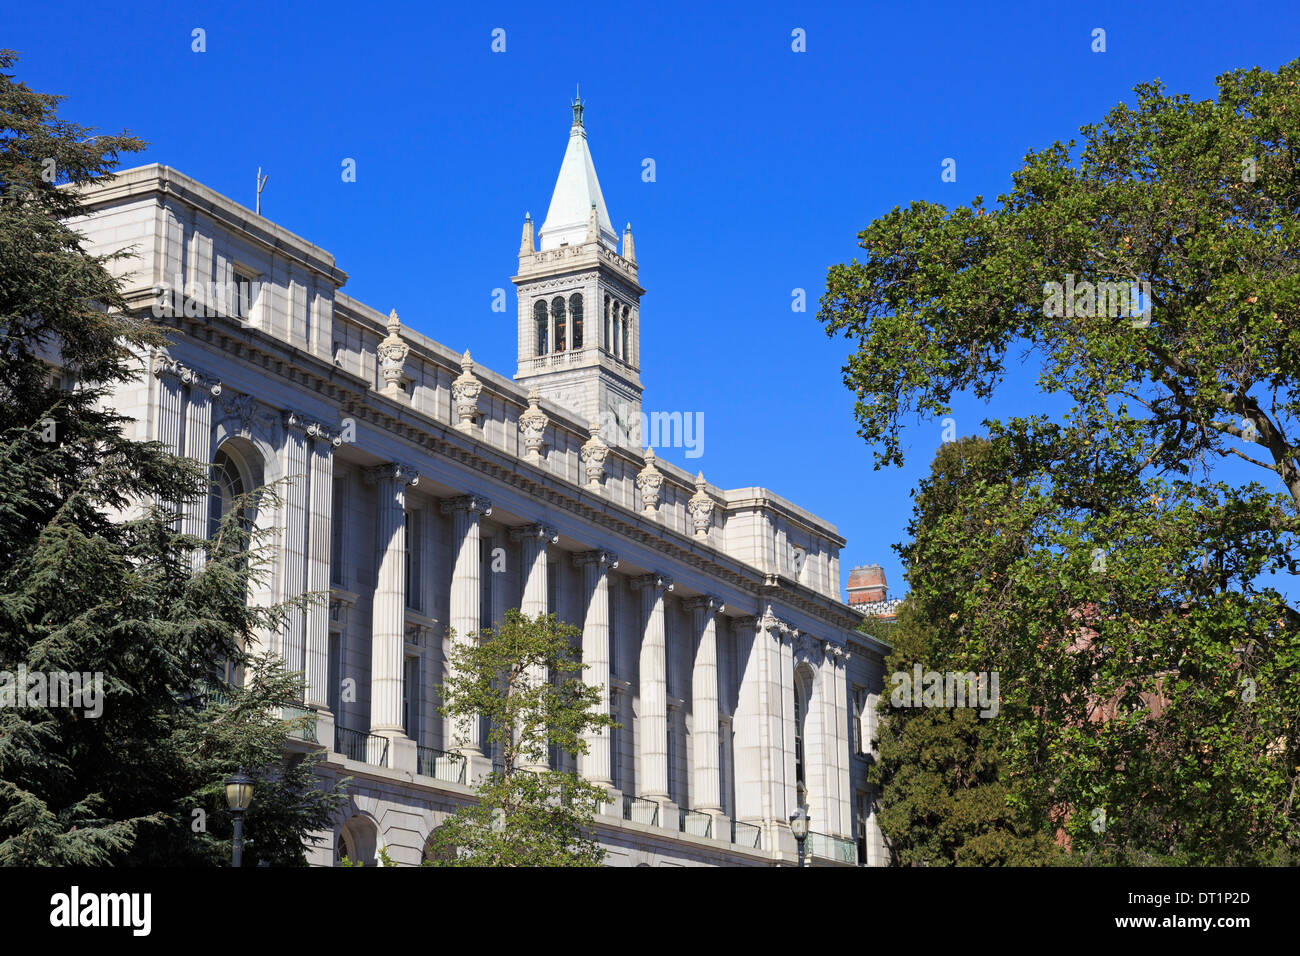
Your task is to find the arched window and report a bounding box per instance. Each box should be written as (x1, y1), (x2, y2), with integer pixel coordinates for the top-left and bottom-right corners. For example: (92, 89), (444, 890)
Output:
(794, 668), (811, 794)
(337, 815), (379, 866)
(208, 442), (261, 687)
(534, 300), (548, 356)
(209, 446), (252, 543)
(604, 295), (612, 354)
(621, 306), (630, 363)
(569, 293), (583, 349)
(552, 296), (567, 352)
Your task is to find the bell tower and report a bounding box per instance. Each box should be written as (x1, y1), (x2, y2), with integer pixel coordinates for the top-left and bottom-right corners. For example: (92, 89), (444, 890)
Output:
(514, 92), (644, 448)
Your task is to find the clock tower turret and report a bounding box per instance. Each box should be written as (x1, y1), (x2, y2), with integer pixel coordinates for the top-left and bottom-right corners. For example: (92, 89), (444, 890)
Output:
(513, 92), (644, 448)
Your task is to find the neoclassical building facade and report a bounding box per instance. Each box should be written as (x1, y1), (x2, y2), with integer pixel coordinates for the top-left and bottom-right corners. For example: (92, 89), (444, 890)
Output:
(69, 101), (890, 867)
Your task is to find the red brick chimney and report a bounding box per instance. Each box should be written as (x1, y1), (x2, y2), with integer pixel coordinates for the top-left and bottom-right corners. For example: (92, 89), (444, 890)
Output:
(846, 565), (888, 606)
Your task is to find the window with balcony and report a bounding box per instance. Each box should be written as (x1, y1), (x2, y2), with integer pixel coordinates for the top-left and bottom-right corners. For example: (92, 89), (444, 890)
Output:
(405, 511), (422, 612)
(552, 296), (566, 352)
(534, 300), (548, 356)
(331, 477), (346, 586)
(233, 269), (255, 321)
(569, 293), (583, 348)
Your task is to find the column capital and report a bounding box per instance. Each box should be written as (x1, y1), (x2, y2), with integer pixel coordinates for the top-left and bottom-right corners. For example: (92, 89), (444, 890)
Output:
(364, 461), (419, 486)
(684, 595), (725, 615)
(306, 420), (344, 448)
(731, 615), (759, 632)
(759, 605), (789, 632)
(510, 523), (559, 545)
(153, 352), (221, 396)
(441, 493), (492, 517)
(572, 549), (619, 570)
(630, 572), (674, 593)
(283, 408), (310, 433)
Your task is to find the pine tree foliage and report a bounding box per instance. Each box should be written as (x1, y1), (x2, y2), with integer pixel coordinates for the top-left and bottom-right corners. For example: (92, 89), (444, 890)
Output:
(0, 49), (345, 865)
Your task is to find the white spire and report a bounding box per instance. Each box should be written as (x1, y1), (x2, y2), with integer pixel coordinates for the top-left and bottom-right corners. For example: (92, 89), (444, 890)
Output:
(538, 91), (618, 252)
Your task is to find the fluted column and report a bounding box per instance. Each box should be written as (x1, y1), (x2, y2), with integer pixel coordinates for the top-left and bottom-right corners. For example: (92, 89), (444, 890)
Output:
(756, 606), (795, 839)
(442, 494), (492, 755)
(732, 616), (763, 821)
(632, 573), (673, 800)
(181, 374), (219, 568)
(280, 412), (311, 681)
(366, 462), (419, 741)
(575, 550), (618, 786)
(687, 595), (725, 813)
(152, 357), (185, 516)
(511, 523), (557, 771)
(305, 423), (338, 710)
(825, 643), (853, 837)
(512, 524), (555, 619)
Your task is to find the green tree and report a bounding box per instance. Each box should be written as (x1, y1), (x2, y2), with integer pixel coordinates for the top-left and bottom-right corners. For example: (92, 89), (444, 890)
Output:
(426, 610), (615, 866)
(866, 439), (1063, 866)
(0, 49), (345, 865)
(819, 59), (1300, 863)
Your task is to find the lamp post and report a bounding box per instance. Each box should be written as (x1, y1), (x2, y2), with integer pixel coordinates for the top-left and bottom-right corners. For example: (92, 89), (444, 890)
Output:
(789, 805), (810, 868)
(224, 770), (254, 867)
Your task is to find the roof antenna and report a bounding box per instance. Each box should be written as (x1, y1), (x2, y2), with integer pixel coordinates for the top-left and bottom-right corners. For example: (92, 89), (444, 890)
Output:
(256, 167), (269, 215)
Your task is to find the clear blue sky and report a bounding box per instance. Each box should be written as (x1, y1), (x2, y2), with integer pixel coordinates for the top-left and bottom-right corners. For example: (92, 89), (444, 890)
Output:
(9, 0), (1300, 601)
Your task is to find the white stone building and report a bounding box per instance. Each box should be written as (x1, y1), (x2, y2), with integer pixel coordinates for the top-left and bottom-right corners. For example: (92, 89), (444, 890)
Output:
(68, 100), (890, 867)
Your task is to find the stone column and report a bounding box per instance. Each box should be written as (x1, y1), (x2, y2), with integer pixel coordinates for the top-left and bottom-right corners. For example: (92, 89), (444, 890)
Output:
(574, 550), (618, 786)
(365, 462), (419, 768)
(511, 523), (557, 772)
(442, 494), (492, 758)
(686, 595), (725, 815)
(631, 573), (673, 801)
(513, 524), (555, 620)
(826, 644), (853, 837)
(304, 424), (338, 717)
(758, 607), (797, 855)
(731, 616), (763, 821)
(152, 357), (185, 516)
(280, 412), (311, 680)
(181, 372), (219, 568)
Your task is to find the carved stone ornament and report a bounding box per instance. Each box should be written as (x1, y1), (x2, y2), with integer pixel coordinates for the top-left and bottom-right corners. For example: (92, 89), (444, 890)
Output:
(518, 388), (549, 463)
(377, 309), (410, 397)
(687, 471), (715, 536)
(451, 349), (483, 432)
(217, 389), (277, 434)
(636, 447), (664, 514)
(580, 420), (609, 489)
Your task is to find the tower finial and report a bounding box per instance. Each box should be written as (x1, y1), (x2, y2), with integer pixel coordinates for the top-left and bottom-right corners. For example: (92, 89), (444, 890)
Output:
(571, 85), (584, 128)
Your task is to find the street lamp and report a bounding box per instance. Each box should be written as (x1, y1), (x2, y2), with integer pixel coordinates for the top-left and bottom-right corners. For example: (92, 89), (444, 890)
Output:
(224, 770), (254, 867)
(789, 805), (810, 868)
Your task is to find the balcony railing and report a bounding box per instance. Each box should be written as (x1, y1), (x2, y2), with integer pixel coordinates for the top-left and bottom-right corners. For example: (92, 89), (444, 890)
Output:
(679, 809), (712, 838)
(732, 820), (762, 849)
(279, 702), (318, 743)
(623, 795), (659, 827)
(806, 831), (857, 864)
(336, 726), (389, 767)
(417, 746), (467, 784)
